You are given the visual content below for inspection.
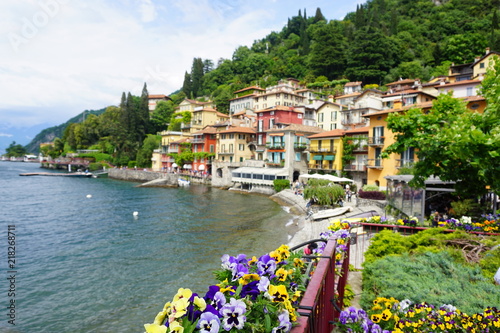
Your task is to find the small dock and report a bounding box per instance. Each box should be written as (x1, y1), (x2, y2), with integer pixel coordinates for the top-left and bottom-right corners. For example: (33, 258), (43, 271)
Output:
(20, 172), (93, 177)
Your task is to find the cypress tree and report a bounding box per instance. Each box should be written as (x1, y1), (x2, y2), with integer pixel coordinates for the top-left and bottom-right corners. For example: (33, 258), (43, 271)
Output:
(182, 71), (192, 97)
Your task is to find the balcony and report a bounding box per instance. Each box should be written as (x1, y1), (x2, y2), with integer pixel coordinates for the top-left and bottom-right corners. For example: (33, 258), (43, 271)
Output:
(167, 148), (179, 153)
(353, 145), (368, 152)
(294, 142), (308, 151)
(344, 163), (367, 172)
(366, 158), (384, 169)
(161, 157), (175, 163)
(218, 150), (234, 155)
(266, 143), (285, 150)
(191, 138), (204, 144)
(368, 137), (385, 146)
(396, 159), (415, 168)
(309, 147), (335, 153)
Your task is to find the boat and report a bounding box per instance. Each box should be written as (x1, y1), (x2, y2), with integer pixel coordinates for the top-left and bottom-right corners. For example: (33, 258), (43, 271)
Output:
(19, 172), (93, 177)
(178, 177), (190, 186)
(311, 206), (352, 221)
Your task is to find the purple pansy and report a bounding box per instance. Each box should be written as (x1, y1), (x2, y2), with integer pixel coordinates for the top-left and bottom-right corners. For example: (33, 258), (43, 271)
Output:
(220, 298), (247, 331)
(197, 312), (221, 333)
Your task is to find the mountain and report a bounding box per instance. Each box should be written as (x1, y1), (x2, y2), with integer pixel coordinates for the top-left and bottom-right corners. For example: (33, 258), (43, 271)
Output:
(23, 108), (106, 154)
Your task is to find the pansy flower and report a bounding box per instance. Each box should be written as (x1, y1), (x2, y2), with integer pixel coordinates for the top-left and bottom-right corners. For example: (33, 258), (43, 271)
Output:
(220, 298), (247, 330)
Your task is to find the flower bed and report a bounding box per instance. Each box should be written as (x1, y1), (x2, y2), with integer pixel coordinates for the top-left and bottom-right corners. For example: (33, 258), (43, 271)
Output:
(361, 215), (500, 235)
(336, 297), (500, 333)
(144, 221), (353, 333)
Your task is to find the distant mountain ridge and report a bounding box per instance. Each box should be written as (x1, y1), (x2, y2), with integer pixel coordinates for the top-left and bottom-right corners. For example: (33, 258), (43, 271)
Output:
(25, 108), (106, 154)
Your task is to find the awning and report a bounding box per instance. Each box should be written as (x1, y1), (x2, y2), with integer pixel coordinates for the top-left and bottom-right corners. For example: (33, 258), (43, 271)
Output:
(198, 165), (205, 171)
(232, 166), (289, 177)
(269, 133), (284, 136)
(324, 155), (335, 161)
(313, 155), (323, 160)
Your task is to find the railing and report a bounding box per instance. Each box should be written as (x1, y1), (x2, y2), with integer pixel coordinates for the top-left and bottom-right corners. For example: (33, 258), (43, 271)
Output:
(290, 238), (350, 333)
(368, 137), (385, 146)
(396, 159), (415, 168)
(309, 148), (334, 153)
(218, 150), (234, 154)
(366, 158), (383, 168)
(294, 143), (309, 150)
(353, 145), (368, 152)
(344, 163), (367, 172)
(266, 144), (285, 150)
(191, 138), (204, 143)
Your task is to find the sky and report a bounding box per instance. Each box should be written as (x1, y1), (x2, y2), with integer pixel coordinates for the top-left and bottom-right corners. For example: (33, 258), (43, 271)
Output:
(0, 0), (363, 148)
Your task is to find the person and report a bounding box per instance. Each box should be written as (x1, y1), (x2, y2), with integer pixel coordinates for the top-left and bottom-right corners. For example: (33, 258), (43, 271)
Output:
(346, 190), (352, 202)
(432, 211), (440, 227)
(304, 242), (318, 255)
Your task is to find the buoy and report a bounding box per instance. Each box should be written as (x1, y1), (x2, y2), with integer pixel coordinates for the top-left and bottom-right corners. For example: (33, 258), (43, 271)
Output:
(86, 194), (92, 198)
(133, 211), (139, 216)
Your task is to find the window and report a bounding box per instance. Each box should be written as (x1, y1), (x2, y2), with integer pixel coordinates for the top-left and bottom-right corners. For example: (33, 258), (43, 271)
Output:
(270, 111), (274, 115)
(480, 62), (485, 69)
(269, 118), (275, 128)
(466, 87), (473, 96)
(229, 144), (234, 153)
(210, 144), (214, 152)
(318, 113), (324, 122)
(258, 134), (263, 145)
(221, 144), (225, 152)
(276, 102), (280, 106)
(331, 111), (337, 121)
(295, 152), (301, 162)
(276, 93), (280, 97)
(330, 123), (337, 130)
(258, 120), (263, 132)
(239, 144), (245, 151)
(229, 134), (234, 139)
(238, 134), (245, 140)
(284, 94), (288, 99)
(221, 134), (226, 139)
(298, 114), (303, 118)
(240, 157), (243, 162)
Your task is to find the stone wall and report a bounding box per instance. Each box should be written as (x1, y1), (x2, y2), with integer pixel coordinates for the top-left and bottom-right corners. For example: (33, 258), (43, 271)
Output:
(108, 169), (177, 186)
(356, 197), (387, 210)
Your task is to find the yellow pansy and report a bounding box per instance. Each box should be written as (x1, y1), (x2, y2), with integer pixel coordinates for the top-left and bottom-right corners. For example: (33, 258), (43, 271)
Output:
(153, 310), (168, 325)
(276, 268), (288, 281)
(269, 284), (289, 303)
(171, 298), (189, 318)
(238, 273), (260, 286)
(144, 323), (167, 333)
(193, 296), (206, 311)
(169, 320), (185, 333)
(173, 288), (192, 303)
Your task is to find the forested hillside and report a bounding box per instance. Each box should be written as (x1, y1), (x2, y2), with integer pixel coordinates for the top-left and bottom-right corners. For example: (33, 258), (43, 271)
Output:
(182, 0), (500, 112)
(28, 0), (500, 165)
(25, 108), (105, 154)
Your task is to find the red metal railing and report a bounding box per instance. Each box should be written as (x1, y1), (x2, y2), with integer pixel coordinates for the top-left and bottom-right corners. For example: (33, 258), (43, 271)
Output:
(291, 238), (350, 333)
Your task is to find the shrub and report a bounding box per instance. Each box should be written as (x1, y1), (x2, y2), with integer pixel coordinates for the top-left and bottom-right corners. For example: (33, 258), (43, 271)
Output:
(77, 153), (112, 162)
(358, 190), (386, 200)
(88, 162), (105, 171)
(362, 184), (379, 191)
(361, 251), (500, 314)
(273, 179), (290, 192)
(304, 184), (344, 206)
(128, 160), (137, 168)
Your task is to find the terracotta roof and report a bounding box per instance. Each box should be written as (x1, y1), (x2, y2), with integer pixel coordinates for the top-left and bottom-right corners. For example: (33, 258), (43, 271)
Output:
(216, 112), (230, 118)
(193, 107), (217, 112)
(295, 88), (310, 92)
(254, 105), (303, 113)
(386, 78), (416, 86)
(273, 123), (324, 134)
(192, 126), (219, 135)
(232, 111), (247, 117)
(233, 86), (265, 94)
(436, 79), (481, 88)
(343, 126), (369, 134)
(229, 94), (257, 101)
(170, 138), (191, 144)
(218, 126), (256, 134)
(308, 129), (344, 138)
(336, 92), (361, 99)
(345, 81), (362, 87)
(148, 94), (169, 99)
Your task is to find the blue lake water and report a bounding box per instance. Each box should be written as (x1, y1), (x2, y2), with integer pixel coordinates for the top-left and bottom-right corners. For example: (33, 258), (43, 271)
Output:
(0, 162), (293, 333)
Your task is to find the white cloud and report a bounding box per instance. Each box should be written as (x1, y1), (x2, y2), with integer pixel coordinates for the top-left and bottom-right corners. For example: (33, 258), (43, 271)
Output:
(0, 133), (14, 137)
(0, 0), (359, 130)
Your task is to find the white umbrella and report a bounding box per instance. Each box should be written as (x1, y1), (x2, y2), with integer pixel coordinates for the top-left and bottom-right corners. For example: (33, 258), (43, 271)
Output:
(172, 163), (178, 168)
(337, 177), (354, 182)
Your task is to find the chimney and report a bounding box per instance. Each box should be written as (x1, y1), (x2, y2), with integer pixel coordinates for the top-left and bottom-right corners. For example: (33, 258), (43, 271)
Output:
(486, 47), (491, 55)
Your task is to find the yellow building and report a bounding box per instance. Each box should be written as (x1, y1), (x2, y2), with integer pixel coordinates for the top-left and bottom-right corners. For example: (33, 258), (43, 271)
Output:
(216, 126), (256, 163)
(190, 108), (229, 133)
(307, 129), (344, 174)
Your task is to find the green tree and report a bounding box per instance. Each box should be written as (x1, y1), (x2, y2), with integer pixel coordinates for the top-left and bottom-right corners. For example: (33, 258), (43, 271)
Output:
(383, 77), (500, 198)
(308, 21), (347, 79)
(150, 100), (175, 133)
(5, 141), (27, 157)
(136, 134), (160, 167)
(191, 58), (205, 97)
